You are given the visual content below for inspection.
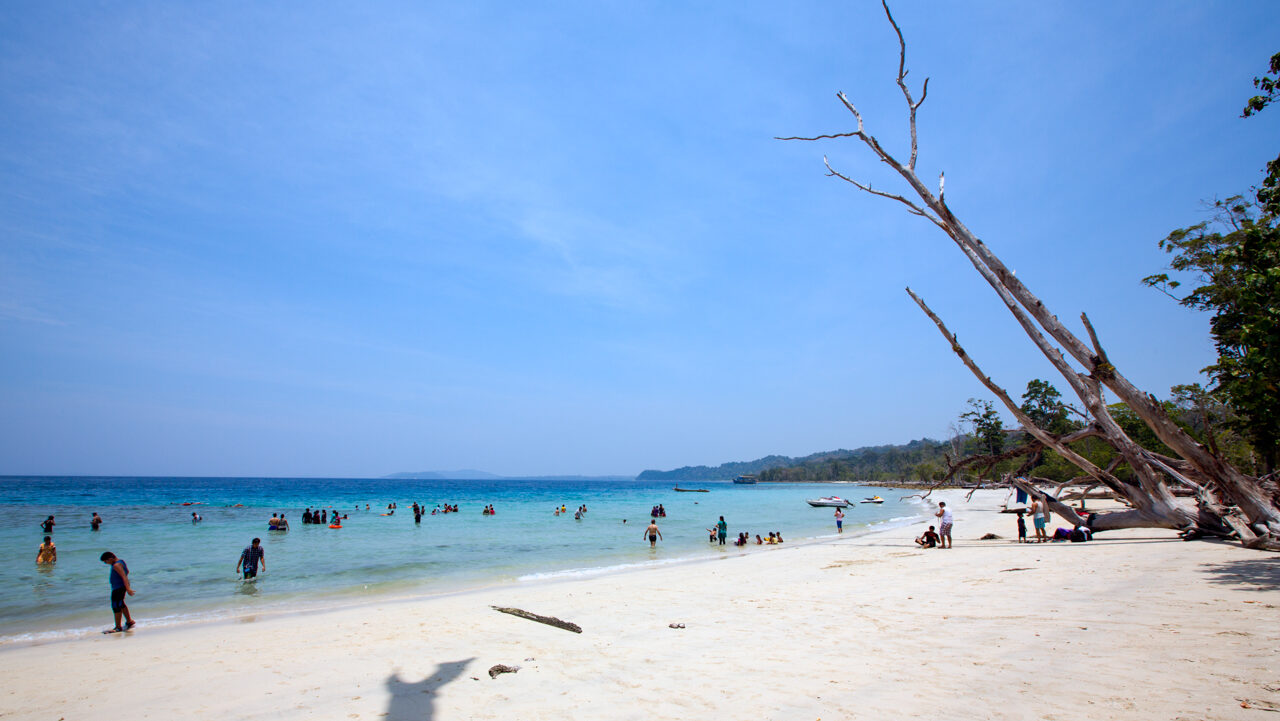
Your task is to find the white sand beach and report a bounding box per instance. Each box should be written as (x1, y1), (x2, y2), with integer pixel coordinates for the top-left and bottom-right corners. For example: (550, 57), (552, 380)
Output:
(2, 489), (1277, 720)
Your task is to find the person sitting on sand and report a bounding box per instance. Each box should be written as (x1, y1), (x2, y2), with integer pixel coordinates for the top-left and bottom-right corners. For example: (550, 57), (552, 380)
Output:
(916, 526), (940, 549)
(36, 536), (56, 564)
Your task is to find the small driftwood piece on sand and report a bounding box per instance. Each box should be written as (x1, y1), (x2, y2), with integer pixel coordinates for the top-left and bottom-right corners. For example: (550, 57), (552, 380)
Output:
(491, 606), (582, 634)
(488, 664), (521, 678)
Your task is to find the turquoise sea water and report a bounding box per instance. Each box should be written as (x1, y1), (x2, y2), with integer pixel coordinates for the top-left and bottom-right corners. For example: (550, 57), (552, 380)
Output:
(0, 477), (927, 644)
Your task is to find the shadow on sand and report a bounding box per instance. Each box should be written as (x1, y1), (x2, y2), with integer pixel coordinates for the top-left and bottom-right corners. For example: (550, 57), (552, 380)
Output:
(1201, 556), (1280, 592)
(385, 658), (475, 721)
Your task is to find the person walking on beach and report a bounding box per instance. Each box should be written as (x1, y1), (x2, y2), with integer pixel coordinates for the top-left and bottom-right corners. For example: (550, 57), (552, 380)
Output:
(36, 536), (56, 564)
(935, 502), (953, 549)
(834, 508), (845, 533)
(99, 551), (135, 633)
(236, 538), (266, 579)
(644, 520), (662, 548)
(91, 512), (102, 531)
(717, 516), (728, 545)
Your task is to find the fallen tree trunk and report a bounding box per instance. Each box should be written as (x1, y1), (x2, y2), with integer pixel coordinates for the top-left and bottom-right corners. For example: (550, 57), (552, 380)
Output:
(780, 0), (1280, 547)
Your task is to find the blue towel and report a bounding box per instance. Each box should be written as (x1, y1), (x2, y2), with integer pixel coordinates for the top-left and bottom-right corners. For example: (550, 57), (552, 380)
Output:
(1016, 489), (1027, 504)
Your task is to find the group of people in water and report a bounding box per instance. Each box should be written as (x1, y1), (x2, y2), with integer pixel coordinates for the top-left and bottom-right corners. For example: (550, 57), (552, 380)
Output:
(554, 504), (588, 519)
(725, 531), (784, 546)
(300, 508), (344, 525)
(35, 513), (102, 565)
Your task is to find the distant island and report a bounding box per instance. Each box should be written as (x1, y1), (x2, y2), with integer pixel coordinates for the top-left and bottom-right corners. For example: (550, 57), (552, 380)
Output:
(636, 438), (952, 482)
(383, 470), (633, 481)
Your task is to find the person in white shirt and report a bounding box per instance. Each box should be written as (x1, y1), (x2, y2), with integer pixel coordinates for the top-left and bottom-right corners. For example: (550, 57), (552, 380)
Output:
(935, 501), (954, 548)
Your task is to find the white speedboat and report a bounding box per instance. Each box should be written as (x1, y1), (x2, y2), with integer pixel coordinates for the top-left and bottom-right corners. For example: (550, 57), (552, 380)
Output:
(806, 496), (851, 508)
(861, 496), (884, 504)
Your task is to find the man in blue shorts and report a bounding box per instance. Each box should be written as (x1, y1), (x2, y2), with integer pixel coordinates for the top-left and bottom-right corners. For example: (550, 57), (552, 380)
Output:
(100, 551), (135, 633)
(237, 538), (266, 579)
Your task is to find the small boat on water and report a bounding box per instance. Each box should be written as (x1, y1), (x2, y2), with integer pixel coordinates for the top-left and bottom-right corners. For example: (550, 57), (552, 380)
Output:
(674, 487), (709, 492)
(806, 496), (851, 508)
(861, 496), (884, 504)
(732, 475), (758, 485)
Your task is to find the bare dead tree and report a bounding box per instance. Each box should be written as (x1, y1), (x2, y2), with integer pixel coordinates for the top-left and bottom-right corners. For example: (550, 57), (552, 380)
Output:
(779, 1), (1280, 548)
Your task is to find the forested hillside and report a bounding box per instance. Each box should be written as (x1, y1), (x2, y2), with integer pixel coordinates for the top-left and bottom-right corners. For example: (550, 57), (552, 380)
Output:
(636, 439), (952, 482)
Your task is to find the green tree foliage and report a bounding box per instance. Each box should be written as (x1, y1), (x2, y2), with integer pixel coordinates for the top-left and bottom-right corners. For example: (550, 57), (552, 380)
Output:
(1243, 52), (1279, 216)
(960, 398), (1004, 456)
(1167, 383), (1258, 475)
(754, 438), (954, 482)
(1139, 52), (1280, 472)
(1143, 198), (1280, 471)
(1019, 379), (1074, 434)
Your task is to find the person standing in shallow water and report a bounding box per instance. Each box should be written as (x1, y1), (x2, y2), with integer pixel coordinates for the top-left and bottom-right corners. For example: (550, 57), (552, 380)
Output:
(91, 512), (102, 531)
(644, 520), (662, 548)
(100, 551), (135, 633)
(237, 538), (266, 579)
(717, 516), (728, 545)
(36, 536), (56, 564)
(834, 507), (845, 533)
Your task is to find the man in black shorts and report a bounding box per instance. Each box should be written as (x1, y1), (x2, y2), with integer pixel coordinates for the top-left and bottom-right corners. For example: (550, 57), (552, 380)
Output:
(100, 551), (135, 633)
(236, 538), (266, 579)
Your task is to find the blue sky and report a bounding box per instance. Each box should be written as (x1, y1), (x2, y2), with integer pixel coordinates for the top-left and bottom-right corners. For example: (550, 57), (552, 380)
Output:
(2, 1), (1277, 478)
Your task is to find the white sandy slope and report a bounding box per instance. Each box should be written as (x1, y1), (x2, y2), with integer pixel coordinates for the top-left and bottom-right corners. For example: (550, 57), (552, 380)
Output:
(2, 490), (1278, 721)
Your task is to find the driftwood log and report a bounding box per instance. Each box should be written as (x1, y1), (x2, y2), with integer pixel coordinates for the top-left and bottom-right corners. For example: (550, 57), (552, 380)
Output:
(491, 606), (582, 634)
(488, 664), (520, 678)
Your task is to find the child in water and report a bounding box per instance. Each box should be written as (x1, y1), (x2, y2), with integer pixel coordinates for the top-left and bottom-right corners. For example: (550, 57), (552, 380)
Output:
(36, 536), (56, 564)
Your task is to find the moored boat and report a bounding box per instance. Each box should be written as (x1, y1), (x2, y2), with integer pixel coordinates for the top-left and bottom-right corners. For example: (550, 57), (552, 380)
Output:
(674, 487), (709, 492)
(806, 496), (851, 507)
(732, 475), (758, 485)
